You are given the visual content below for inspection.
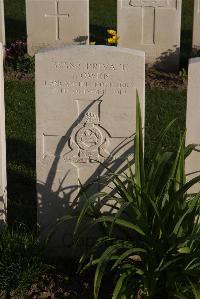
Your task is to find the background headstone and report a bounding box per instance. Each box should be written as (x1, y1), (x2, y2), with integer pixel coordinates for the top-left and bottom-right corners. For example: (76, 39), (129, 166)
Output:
(26, 0), (89, 56)
(186, 57), (200, 194)
(193, 0), (200, 50)
(117, 0), (182, 71)
(0, 0), (5, 46)
(36, 45), (145, 255)
(0, 43), (7, 223)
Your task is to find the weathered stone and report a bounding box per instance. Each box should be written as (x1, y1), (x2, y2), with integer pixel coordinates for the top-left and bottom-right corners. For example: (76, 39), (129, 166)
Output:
(0, 43), (7, 224)
(26, 0), (89, 56)
(117, 0), (182, 71)
(0, 0), (5, 46)
(186, 58), (200, 194)
(36, 45), (145, 255)
(193, 0), (200, 51)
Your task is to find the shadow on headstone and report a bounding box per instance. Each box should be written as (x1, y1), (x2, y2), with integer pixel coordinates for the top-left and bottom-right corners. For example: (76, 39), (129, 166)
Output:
(37, 99), (134, 256)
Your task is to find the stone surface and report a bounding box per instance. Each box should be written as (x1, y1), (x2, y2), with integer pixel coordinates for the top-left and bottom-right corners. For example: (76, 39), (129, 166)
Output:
(186, 57), (200, 194)
(36, 45), (145, 255)
(193, 0), (200, 50)
(0, 43), (7, 223)
(117, 0), (182, 71)
(0, 0), (5, 46)
(26, 0), (89, 56)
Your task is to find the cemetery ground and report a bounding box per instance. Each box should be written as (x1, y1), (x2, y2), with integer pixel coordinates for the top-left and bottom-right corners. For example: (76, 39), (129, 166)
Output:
(1, 0), (199, 298)
(4, 0), (191, 227)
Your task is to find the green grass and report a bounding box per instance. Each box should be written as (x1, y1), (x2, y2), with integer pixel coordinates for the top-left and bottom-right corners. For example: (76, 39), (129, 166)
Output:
(5, 81), (36, 226)
(145, 89), (187, 162)
(3, 0), (191, 225)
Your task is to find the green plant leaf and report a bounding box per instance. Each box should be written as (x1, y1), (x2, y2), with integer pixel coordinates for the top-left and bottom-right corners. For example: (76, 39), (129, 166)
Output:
(112, 272), (127, 299)
(135, 90), (145, 191)
(94, 243), (126, 299)
(111, 247), (146, 270)
(177, 247), (191, 254)
(93, 216), (146, 236)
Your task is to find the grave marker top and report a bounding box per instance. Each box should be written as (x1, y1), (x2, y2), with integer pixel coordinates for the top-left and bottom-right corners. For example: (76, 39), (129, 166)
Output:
(26, 0), (89, 56)
(118, 0), (182, 71)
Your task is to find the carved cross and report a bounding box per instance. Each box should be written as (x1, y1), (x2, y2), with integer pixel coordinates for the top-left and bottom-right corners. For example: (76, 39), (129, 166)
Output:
(45, 0), (70, 41)
(129, 0), (177, 44)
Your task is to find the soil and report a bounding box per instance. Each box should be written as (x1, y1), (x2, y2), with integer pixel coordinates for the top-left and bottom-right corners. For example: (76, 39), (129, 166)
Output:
(0, 258), (113, 299)
(145, 67), (187, 91)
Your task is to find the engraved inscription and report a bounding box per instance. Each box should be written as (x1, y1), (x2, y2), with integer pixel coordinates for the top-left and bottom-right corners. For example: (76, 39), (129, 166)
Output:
(64, 100), (110, 164)
(54, 62), (128, 71)
(45, 0), (70, 40)
(128, 0), (177, 45)
(44, 62), (135, 96)
(76, 126), (102, 150)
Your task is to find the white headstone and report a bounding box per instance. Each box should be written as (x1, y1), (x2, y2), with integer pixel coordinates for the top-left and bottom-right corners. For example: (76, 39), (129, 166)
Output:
(117, 0), (182, 71)
(186, 57), (200, 194)
(26, 0), (89, 56)
(0, 43), (6, 223)
(0, 0), (5, 46)
(36, 45), (145, 255)
(193, 0), (200, 50)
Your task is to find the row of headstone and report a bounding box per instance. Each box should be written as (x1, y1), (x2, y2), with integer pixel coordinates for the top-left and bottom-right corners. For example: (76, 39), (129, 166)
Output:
(26, 0), (182, 71)
(23, 0), (197, 72)
(0, 0), (196, 72)
(0, 40), (199, 251)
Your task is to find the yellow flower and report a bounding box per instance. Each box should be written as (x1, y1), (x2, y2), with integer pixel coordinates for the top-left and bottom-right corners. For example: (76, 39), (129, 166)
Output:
(107, 29), (117, 36)
(107, 35), (120, 45)
(111, 35), (119, 42)
(107, 37), (116, 44)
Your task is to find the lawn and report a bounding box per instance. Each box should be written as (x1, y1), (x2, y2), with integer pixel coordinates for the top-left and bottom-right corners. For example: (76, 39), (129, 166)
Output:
(3, 0), (193, 226)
